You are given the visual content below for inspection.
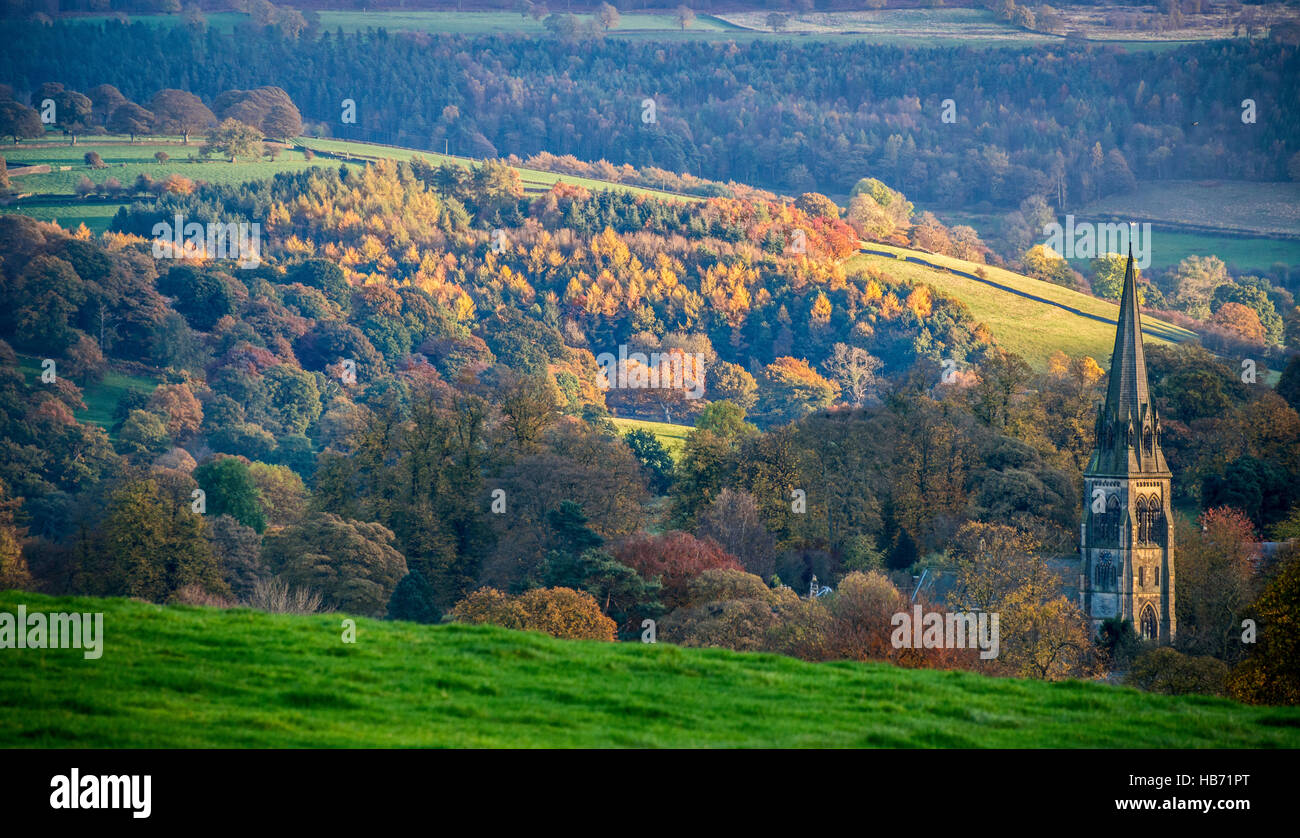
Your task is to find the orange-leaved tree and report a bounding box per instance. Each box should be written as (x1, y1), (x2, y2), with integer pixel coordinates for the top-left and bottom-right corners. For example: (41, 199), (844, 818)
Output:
(450, 587), (617, 641)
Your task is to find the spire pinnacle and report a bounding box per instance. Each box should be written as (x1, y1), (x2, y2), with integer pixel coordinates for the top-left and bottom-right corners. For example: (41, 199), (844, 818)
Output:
(1086, 244), (1167, 476)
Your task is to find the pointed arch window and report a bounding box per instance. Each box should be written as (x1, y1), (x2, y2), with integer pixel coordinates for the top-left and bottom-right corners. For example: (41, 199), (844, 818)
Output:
(1135, 495), (1163, 546)
(1105, 493), (1121, 544)
(1139, 604), (1159, 640)
(1094, 552), (1116, 589)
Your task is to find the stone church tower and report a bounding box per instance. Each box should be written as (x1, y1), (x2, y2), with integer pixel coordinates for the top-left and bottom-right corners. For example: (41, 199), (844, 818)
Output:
(1079, 250), (1176, 642)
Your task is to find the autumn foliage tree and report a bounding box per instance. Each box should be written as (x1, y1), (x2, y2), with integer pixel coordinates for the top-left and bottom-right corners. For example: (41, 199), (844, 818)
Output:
(450, 586), (617, 641)
(0, 478), (31, 591)
(1175, 507), (1260, 663)
(148, 89), (215, 144)
(201, 118), (264, 163)
(615, 530), (742, 610)
(1209, 302), (1266, 345)
(754, 357), (840, 426)
(947, 521), (1095, 680)
(1228, 547), (1300, 705)
(261, 512), (408, 617)
(93, 478), (226, 602)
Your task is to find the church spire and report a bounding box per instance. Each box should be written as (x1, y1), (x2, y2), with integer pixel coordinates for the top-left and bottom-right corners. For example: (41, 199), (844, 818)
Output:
(1087, 245), (1168, 476)
(1103, 246), (1150, 427)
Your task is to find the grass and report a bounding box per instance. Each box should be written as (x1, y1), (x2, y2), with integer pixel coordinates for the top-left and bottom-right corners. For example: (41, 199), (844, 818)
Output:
(301, 137), (693, 200)
(0, 202), (125, 234)
(849, 244), (1197, 370)
(73, 11), (741, 36)
(1070, 230), (1300, 274)
(4, 138), (333, 196)
(1077, 180), (1300, 239)
(0, 132), (695, 232)
(313, 11), (742, 36)
(16, 353), (157, 431)
(611, 415), (692, 460)
(936, 207), (1300, 274)
(66, 9), (1190, 50)
(1, 133), (695, 228)
(718, 8), (1055, 46)
(2, 591), (1297, 748)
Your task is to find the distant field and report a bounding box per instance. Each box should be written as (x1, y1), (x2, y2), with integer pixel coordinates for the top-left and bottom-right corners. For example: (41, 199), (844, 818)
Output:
(719, 8), (1054, 46)
(302, 138), (692, 200)
(72, 10), (742, 36)
(849, 244), (1197, 369)
(3, 138), (331, 195)
(314, 10), (741, 35)
(1072, 230), (1300, 274)
(0, 133), (695, 232)
(611, 416), (692, 460)
(65, 9), (1191, 49)
(1052, 5), (1300, 42)
(16, 353), (157, 433)
(5, 591), (1298, 748)
(936, 207), (1300, 274)
(1078, 180), (1300, 239)
(0, 201), (124, 234)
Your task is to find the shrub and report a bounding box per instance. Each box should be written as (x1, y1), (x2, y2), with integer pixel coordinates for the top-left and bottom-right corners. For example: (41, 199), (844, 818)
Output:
(450, 586), (617, 641)
(167, 584), (233, 608)
(245, 577), (323, 615)
(1125, 647), (1229, 696)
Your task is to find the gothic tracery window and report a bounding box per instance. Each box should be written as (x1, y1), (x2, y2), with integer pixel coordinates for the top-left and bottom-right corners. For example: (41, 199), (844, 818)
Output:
(1134, 495), (1163, 546)
(1140, 605), (1159, 640)
(1095, 552), (1115, 589)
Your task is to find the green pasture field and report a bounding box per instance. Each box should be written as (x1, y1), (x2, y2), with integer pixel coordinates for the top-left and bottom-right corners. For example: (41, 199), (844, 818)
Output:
(848, 245), (1196, 369)
(3, 591), (1297, 748)
(16, 353), (158, 432)
(63, 9), (1192, 50)
(611, 415), (692, 460)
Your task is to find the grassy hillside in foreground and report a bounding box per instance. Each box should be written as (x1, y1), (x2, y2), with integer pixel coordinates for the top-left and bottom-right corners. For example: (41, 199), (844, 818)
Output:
(2, 592), (1298, 748)
(848, 247), (1198, 370)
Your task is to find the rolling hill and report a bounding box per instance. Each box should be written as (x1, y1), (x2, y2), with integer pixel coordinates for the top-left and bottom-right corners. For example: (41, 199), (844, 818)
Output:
(4, 134), (1201, 376)
(849, 244), (1199, 370)
(0, 134), (693, 233)
(2, 592), (1296, 748)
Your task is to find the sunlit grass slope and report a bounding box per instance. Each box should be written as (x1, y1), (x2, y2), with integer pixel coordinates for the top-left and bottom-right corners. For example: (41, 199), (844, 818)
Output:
(849, 245), (1197, 369)
(2, 592), (1297, 748)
